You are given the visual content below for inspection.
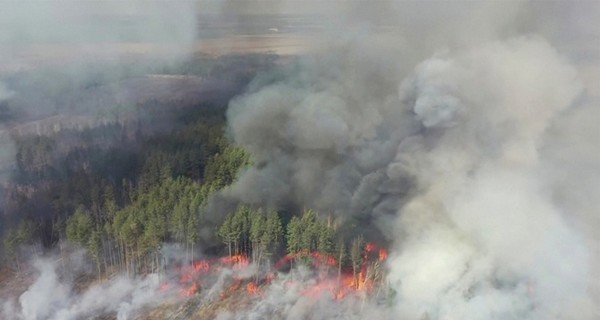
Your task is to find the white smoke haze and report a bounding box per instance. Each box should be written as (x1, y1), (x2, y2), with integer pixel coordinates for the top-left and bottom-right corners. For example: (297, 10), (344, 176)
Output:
(0, 0), (198, 123)
(0, 83), (14, 101)
(0, 248), (277, 320)
(0, 1), (197, 59)
(0, 254), (172, 320)
(0, 0), (199, 198)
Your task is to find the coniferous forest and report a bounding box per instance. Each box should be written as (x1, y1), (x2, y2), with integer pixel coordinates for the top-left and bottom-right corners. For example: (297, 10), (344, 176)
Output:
(0, 54), (372, 281)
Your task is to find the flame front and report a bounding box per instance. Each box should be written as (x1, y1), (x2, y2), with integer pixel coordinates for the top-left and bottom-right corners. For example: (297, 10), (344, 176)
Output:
(246, 282), (262, 296)
(162, 243), (388, 302)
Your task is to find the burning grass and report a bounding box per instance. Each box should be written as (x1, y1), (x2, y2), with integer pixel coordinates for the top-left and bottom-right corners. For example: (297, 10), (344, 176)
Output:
(165, 243), (389, 306)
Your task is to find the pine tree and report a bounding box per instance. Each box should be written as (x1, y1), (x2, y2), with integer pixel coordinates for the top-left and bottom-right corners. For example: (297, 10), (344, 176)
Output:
(231, 206), (250, 255)
(186, 210), (199, 262)
(300, 209), (318, 252)
(66, 206), (93, 245)
(218, 214), (235, 257)
(286, 216), (302, 255)
(88, 229), (103, 277)
(317, 223), (335, 256)
(249, 208), (266, 264)
(103, 185), (118, 222)
(264, 210), (283, 255)
(171, 200), (188, 243)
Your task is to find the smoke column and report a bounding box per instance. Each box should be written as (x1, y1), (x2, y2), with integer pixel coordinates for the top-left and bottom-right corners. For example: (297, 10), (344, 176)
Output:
(1, 1), (599, 319)
(220, 1), (600, 319)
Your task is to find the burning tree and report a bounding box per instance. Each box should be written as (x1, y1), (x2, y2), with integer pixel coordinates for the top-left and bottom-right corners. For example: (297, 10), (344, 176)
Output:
(350, 235), (365, 290)
(183, 206), (391, 305)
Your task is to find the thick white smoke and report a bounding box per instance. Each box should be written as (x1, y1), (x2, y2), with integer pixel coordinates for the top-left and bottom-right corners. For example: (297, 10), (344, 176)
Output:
(387, 37), (593, 319)
(220, 2), (600, 319)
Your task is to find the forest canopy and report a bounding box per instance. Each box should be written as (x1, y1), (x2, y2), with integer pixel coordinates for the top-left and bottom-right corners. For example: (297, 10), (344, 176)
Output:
(0, 53), (369, 279)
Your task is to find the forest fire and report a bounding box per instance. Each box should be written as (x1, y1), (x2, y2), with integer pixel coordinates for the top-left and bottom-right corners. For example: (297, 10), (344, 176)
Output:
(379, 248), (388, 261)
(283, 242), (389, 300)
(168, 242), (389, 303)
(246, 282), (262, 296)
(173, 254), (252, 298)
(181, 283), (199, 297)
(220, 279), (243, 300)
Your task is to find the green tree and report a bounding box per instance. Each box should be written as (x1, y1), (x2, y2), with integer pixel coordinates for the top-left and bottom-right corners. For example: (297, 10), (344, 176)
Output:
(103, 185), (118, 221)
(186, 209), (200, 262)
(66, 206), (93, 245)
(231, 205), (251, 255)
(218, 214), (236, 257)
(317, 223), (335, 256)
(88, 229), (103, 277)
(203, 145), (250, 188)
(286, 216), (302, 255)
(249, 208), (266, 264)
(264, 210), (283, 256)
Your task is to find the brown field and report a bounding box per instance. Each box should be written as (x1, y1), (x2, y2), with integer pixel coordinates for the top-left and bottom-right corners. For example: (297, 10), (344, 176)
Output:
(0, 34), (315, 74)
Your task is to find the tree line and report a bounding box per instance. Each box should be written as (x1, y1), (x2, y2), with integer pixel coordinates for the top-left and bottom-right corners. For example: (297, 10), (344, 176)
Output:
(0, 53), (378, 284)
(1, 95), (250, 277)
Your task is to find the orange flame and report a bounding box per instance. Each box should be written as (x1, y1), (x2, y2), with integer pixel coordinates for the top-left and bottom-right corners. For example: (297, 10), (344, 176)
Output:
(180, 283), (199, 297)
(167, 244), (388, 301)
(175, 255), (251, 298)
(246, 282), (262, 296)
(220, 255), (250, 270)
(379, 248), (388, 261)
(192, 260), (210, 273)
(302, 243), (388, 300)
(366, 242), (377, 253)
